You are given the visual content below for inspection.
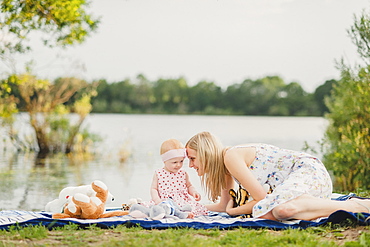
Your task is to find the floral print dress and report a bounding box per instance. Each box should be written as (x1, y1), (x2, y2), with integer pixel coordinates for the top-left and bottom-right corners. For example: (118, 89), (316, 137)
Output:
(154, 168), (208, 216)
(230, 144), (333, 218)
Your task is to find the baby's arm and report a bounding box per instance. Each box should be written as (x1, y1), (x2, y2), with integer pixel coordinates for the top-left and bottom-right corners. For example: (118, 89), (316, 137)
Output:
(185, 172), (201, 201)
(150, 173), (162, 204)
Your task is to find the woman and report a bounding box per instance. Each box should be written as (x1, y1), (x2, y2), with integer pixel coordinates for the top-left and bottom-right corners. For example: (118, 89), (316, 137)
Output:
(185, 131), (370, 221)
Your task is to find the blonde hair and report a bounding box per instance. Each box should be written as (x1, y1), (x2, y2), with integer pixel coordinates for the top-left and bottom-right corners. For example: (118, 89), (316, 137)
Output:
(185, 131), (227, 202)
(160, 139), (184, 155)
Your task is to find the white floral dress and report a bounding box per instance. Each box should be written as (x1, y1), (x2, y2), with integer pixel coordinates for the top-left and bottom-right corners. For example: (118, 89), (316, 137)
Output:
(230, 144), (333, 218)
(149, 168), (209, 216)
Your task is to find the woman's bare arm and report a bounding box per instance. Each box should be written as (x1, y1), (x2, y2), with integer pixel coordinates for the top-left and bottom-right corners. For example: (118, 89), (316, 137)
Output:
(205, 174), (235, 212)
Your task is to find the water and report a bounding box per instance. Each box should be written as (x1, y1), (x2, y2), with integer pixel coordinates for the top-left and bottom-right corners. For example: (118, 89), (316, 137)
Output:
(0, 114), (328, 211)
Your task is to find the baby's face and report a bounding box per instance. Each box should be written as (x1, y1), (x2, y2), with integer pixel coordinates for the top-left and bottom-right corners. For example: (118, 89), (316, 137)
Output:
(164, 157), (184, 173)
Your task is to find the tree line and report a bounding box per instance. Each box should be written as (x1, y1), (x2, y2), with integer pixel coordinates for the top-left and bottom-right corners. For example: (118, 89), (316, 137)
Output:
(91, 75), (336, 116)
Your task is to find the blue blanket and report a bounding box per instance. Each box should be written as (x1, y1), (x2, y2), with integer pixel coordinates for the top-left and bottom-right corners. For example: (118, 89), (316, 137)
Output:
(1, 194), (369, 230)
(0, 210), (368, 230)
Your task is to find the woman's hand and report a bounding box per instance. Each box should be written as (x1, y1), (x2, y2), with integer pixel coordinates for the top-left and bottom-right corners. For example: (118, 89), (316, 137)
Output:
(226, 199), (257, 216)
(225, 199), (235, 215)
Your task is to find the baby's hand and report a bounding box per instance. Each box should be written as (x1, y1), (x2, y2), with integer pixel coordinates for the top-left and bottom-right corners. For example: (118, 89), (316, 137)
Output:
(193, 192), (201, 201)
(187, 212), (194, 219)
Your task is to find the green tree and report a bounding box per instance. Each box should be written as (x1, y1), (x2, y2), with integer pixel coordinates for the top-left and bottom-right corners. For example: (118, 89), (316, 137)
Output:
(152, 77), (188, 114)
(273, 82), (315, 116)
(0, 0), (100, 154)
(128, 74), (154, 113)
(4, 74), (97, 154)
(323, 10), (370, 191)
(92, 79), (134, 113)
(224, 76), (286, 115)
(313, 79), (337, 115)
(187, 81), (222, 114)
(0, 0), (99, 57)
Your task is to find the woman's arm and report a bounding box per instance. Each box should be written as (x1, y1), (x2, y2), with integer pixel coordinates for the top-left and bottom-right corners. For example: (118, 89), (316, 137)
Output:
(224, 148), (267, 201)
(150, 173), (162, 204)
(205, 174), (235, 212)
(226, 199), (258, 216)
(223, 148), (267, 215)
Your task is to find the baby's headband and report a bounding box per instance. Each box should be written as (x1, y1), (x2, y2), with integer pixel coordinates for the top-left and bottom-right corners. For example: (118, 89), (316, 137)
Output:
(161, 148), (187, 162)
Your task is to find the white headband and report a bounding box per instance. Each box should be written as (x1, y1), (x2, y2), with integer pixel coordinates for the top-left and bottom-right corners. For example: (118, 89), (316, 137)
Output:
(161, 148), (187, 162)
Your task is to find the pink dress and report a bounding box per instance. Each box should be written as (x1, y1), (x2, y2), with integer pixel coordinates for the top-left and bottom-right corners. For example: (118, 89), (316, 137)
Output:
(154, 168), (208, 216)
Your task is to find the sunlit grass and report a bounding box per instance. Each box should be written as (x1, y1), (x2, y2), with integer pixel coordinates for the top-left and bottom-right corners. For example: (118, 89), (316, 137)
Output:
(0, 223), (369, 247)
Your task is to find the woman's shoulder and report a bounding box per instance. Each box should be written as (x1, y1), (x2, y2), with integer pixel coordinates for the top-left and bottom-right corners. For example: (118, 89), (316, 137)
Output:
(224, 144), (257, 161)
(227, 143), (259, 153)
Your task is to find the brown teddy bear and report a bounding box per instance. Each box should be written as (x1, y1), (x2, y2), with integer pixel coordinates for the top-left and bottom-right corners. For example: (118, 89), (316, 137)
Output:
(52, 180), (129, 219)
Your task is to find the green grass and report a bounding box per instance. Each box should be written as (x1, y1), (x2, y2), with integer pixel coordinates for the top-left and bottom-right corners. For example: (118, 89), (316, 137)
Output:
(0, 223), (369, 247)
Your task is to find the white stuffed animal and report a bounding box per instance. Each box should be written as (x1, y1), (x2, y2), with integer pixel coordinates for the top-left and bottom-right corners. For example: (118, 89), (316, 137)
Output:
(129, 199), (193, 220)
(45, 182), (115, 213)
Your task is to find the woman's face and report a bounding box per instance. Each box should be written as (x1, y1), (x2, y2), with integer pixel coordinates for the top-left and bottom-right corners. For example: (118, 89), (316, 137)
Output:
(186, 147), (204, 176)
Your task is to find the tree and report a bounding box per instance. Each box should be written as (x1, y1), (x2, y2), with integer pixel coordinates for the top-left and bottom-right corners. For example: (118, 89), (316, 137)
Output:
(187, 81), (222, 114)
(313, 79), (337, 115)
(129, 74), (154, 113)
(0, 0), (99, 57)
(4, 74), (97, 154)
(152, 77), (188, 114)
(323, 10), (370, 191)
(224, 76), (286, 115)
(0, 0), (100, 155)
(275, 82), (314, 116)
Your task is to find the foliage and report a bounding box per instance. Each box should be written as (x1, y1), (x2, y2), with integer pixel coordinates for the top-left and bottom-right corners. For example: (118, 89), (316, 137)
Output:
(323, 64), (370, 191)
(0, 73), (99, 154)
(91, 75), (330, 116)
(313, 79), (337, 115)
(0, 0), (100, 155)
(323, 8), (370, 191)
(349, 10), (370, 65)
(0, 0), (99, 56)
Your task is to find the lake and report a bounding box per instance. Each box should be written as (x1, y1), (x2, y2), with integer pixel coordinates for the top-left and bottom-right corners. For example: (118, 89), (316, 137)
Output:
(0, 114), (328, 211)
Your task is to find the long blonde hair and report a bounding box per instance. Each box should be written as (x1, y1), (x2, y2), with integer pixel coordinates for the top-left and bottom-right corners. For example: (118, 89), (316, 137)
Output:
(185, 131), (228, 202)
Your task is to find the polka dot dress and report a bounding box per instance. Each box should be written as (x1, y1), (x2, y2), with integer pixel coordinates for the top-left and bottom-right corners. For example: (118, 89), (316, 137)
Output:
(155, 168), (208, 216)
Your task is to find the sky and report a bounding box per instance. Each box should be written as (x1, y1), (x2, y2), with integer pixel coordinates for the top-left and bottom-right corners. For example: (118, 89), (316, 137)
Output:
(8, 0), (370, 92)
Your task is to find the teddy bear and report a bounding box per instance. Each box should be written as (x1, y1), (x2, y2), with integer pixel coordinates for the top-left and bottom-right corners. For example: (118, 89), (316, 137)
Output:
(45, 181), (115, 214)
(52, 180), (129, 219)
(129, 199), (193, 220)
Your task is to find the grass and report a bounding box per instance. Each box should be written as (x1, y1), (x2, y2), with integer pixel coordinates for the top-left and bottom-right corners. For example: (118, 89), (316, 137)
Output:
(0, 223), (369, 247)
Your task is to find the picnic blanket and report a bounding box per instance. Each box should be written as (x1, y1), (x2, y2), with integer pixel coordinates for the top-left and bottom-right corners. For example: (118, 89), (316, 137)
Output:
(0, 210), (369, 230)
(1, 194), (369, 230)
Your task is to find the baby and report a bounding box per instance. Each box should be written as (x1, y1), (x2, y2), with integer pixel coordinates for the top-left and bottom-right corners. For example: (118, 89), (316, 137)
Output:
(149, 138), (208, 217)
